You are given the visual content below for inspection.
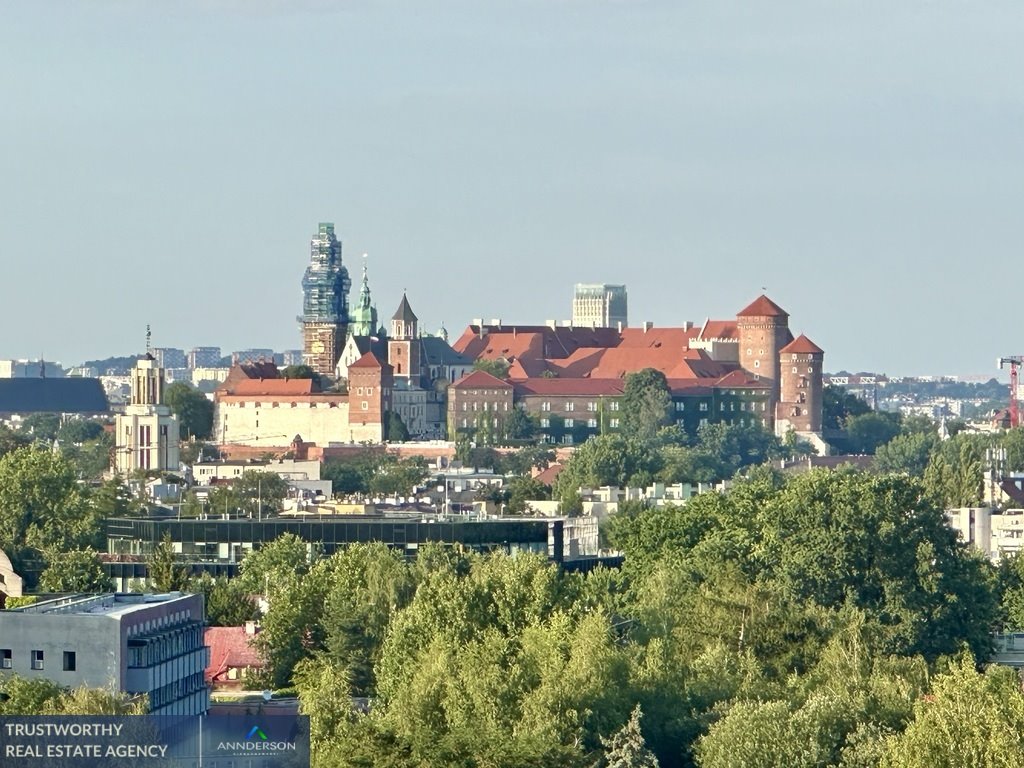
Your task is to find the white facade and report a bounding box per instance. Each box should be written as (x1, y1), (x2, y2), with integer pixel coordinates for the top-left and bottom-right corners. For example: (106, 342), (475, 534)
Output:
(214, 397), (384, 446)
(571, 283), (628, 329)
(392, 381), (428, 437)
(115, 357), (180, 474)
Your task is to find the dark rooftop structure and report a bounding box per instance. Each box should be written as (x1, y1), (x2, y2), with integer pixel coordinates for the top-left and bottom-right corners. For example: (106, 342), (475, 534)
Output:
(0, 378), (109, 415)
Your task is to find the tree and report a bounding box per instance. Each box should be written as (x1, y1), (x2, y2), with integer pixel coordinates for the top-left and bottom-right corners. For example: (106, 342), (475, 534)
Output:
(505, 406), (536, 441)
(843, 412), (902, 454)
(0, 424), (29, 458)
(234, 470), (290, 517)
(18, 413), (61, 442)
(163, 381), (214, 440)
(881, 658), (1024, 768)
(507, 476), (551, 514)
(39, 548), (113, 593)
(192, 574), (260, 626)
(822, 385), (871, 430)
(282, 364), (323, 389)
(597, 705), (660, 768)
(146, 532), (189, 592)
(0, 446), (99, 578)
(238, 533), (314, 595)
(873, 431), (937, 476)
(472, 358), (510, 379)
(55, 419), (104, 445)
(620, 369), (672, 441)
(554, 434), (663, 502)
(368, 457), (429, 497)
(385, 411), (410, 442)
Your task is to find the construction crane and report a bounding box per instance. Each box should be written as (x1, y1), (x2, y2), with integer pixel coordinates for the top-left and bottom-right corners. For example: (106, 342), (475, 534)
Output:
(998, 356), (1024, 428)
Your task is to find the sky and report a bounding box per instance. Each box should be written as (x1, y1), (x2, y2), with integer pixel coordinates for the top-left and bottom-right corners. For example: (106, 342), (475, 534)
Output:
(1, 1), (1022, 377)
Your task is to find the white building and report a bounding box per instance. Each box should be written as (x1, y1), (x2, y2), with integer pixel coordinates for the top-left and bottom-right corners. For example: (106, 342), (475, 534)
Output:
(571, 283), (628, 329)
(114, 355), (180, 474)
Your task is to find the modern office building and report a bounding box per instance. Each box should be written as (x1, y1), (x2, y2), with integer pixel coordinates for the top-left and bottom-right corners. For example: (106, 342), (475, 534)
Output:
(104, 514), (595, 586)
(0, 592), (209, 715)
(571, 283), (628, 329)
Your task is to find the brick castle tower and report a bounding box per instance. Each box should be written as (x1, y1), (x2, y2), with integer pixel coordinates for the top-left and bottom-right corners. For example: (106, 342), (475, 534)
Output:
(776, 334), (824, 433)
(388, 293), (420, 381)
(736, 294), (793, 427)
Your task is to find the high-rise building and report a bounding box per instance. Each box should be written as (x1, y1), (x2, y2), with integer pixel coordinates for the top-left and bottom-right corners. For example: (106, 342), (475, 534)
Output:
(571, 284), (628, 329)
(152, 347), (187, 369)
(232, 348), (275, 365)
(188, 346), (222, 369)
(300, 223), (351, 377)
(115, 355), (180, 474)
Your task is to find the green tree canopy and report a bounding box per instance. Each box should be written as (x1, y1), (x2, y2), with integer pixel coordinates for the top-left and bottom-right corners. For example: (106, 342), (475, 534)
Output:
(822, 385), (871, 431)
(385, 411), (410, 442)
(146, 531), (189, 592)
(472, 358), (511, 379)
(163, 381), (214, 440)
(621, 369), (673, 441)
(39, 548), (113, 593)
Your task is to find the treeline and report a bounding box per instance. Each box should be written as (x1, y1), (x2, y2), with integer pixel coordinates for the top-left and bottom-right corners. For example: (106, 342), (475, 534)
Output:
(244, 468), (1024, 767)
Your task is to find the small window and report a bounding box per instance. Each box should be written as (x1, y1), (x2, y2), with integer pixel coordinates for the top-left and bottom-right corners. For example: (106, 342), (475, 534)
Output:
(588, 419), (598, 428)
(361, 401), (368, 411)
(565, 418), (574, 428)
(1, 649), (11, 669)
(610, 418), (620, 428)
(63, 651), (76, 672)
(31, 650), (43, 670)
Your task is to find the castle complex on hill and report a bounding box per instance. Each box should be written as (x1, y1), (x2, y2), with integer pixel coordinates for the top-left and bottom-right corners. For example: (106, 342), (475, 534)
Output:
(210, 223), (825, 452)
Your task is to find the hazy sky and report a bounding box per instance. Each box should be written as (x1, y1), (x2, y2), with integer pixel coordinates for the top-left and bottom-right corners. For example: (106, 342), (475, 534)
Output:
(2, 1), (1022, 377)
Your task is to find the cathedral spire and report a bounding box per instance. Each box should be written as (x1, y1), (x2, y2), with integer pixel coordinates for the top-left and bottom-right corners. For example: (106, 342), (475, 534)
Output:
(349, 253), (378, 337)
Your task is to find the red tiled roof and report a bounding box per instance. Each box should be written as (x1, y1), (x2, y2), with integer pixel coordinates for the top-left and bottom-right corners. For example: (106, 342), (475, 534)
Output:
(451, 370), (513, 389)
(218, 362), (281, 392)
(617, 327), (697, 350)
(698, 320), (739, 340)
(534, 463), (564, 487)
(204, 627), (263, 683)
(780, 334), (824, 355)
(452, 325), (621, 362)
(349, 351), (385, 370)
(713, 369), (771, 388)
(512, 379), (626, 397)
(228, 379), (315, 396)
(737, 295), (788, 318)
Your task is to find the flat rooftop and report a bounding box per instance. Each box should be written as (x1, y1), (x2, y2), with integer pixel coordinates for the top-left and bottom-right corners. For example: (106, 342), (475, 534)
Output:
(8, 592), (193, 618)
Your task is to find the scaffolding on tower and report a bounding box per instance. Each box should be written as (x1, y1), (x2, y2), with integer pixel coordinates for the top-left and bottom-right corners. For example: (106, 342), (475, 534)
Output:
(998, 356), (1024, 428)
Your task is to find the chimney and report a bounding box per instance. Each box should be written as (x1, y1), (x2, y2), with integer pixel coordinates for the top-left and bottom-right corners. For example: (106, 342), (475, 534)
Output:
(245, 621), (258, 636)
(546, 320), (556, 330)
(617, 321), (623, 333)
(490, 318), (501, 327)
(643, 321), (653, 333)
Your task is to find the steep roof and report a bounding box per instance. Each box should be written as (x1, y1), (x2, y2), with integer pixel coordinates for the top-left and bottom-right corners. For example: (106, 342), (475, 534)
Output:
(0, 378), (109, 414)
(451, 370), (513, 390)
(349, 351), (386, 370)
(780, 334), (824, 355)
(392, 293), (418, 322)
(204, 626), (263, 682)
(512, 379), (626, 397)
(697, 319), (739, 341)
(420, 336), (472, 367)
(737, 295), (788, 318)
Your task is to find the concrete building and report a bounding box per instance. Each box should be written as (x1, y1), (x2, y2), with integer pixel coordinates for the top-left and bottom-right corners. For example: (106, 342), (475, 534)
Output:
(232, 348), (275, 365)
(188, 347), (222, 369)
(572, 284), (628, 329)
(0, 359), (67, 378)
(114, 355), (180, 474)
(152, 347), (187, 369)
(0, 592), (209, 715)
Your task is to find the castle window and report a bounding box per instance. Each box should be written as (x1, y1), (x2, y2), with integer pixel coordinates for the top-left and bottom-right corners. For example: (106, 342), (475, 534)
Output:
(610, 401), (620, 411)
(747, 349), (752, 356)
(565, 418), (574, 428)
(754, 360), (760, 368)
(588, 419), (598, 428)
(610, 418), (620, 428)
(699, 402), (708, 412)
(461, 419), (468, 428)
(807, 367), (814, 374)
(566, 402), (575, 411)
(792, 367), (798, 373)
(675, 402), (685, 411)
(361, 402), (368, 411)
(541, 418), (550, 427)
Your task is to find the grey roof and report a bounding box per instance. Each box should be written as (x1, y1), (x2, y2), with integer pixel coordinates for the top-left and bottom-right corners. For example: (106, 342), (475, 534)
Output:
(0, 378), (109, 414)
(392, 293), (418, 323)
(421, 336), (472, 367)
(350, 336), (389, 360)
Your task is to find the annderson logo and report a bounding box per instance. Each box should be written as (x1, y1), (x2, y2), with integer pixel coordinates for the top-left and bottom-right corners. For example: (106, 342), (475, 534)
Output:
(217, 724), (297, 754)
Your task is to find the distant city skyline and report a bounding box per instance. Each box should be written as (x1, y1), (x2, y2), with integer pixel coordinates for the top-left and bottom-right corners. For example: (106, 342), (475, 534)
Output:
(2, 1), (1022, 377)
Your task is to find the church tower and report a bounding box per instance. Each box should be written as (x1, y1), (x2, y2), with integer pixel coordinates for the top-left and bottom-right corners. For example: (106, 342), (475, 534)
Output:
(115, 332), (180, 474)
(349, 256), (379, 338)
(300, 223), (351, 377)
(388, 293), (420, 380)
(736, 294), (793, 424)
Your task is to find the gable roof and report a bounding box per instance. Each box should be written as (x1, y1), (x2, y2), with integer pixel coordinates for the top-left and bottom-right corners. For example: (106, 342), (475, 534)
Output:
(451, 370), (513, 390)
(204, 626), (263, 682)
(392, 293), (418, 323)
(737, 295), (788, 318)
(0, 378), (109, 414)
(420, 336), (472, 367)
(780, 334), (824, 355)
